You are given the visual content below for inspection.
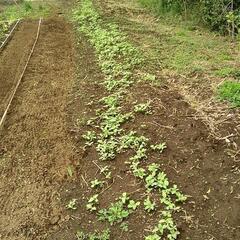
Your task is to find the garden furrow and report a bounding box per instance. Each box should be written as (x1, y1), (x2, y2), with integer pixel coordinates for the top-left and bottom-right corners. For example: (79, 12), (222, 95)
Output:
(51, 1), (239, 240)
(0, 17), (76, 240)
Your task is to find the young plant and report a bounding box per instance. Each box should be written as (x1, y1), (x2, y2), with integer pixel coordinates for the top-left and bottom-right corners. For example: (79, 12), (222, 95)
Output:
(66, 199), (77, 210)
(134, 101), (152, 114)
(151, 143), (167, 153)
(98, 201), (130, 225)
(77, 229), (110, 240)
(86, 194), (99, 212)
(91, 179), (105, 189)
(120, 222), (129, 232)
(82, 131), (97, 146)
(144, 196), (156, 213)
(127, 200), (140, 211)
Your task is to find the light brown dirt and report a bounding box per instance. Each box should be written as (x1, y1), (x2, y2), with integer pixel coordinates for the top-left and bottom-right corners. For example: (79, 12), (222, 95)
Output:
(0, 16), (76, 240)
(0, 20), (38, 117)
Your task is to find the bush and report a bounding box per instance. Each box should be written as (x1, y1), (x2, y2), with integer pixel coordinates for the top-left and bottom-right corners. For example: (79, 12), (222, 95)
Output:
(138, 0), (240, 34)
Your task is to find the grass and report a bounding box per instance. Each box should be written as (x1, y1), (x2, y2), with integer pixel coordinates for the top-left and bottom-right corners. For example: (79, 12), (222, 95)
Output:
(218, 81), (240, 107)
(104, 0), (240, 108)
(72, 0), (187, 238)
(0, 1), (49, 41)
(0, 1), (49, 22)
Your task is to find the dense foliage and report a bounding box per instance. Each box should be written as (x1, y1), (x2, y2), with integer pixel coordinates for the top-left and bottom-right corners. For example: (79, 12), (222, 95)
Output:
(139, 0), (240, 34)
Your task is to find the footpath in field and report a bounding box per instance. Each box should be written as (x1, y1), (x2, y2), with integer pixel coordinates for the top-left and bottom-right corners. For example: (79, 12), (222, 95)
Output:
(0, 17), (76, 239)
(48, 1), (239, 240)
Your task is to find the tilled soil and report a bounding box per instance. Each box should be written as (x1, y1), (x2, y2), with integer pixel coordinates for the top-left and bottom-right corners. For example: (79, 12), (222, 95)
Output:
(48, 34), (240, 240)
(0, 20), (38, 117)
(0, 17), (76, 240)
(0, 2), (239, 240)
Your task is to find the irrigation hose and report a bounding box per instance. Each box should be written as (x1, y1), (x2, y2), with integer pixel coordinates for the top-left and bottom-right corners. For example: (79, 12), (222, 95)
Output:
(0, 18), (42, 130)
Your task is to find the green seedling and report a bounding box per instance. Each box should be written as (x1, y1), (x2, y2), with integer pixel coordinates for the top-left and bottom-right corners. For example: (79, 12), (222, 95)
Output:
(82, 131), (97, 146)
(66, 199), (77, 210)
(120, 222), (129, 232)
(91, 179), (105, 188)
(86, 194), (99, 212)
(77, 229), (110, 240)
(128, 200), (140, 210)
(98, 201), (130, 225)
(144, 196), (156, 213)
(151, 143), (167, 153)
(119, 192), (130, 204)
(67, 165), (74, 177)
(100, 166), (112, 179)
(134, 101), (152, 114)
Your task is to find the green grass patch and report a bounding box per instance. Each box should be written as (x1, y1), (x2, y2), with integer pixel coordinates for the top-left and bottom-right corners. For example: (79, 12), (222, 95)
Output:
(0, 1), (49, 23)
(218, 81), (240, 107)
(215, 67), (240, 79)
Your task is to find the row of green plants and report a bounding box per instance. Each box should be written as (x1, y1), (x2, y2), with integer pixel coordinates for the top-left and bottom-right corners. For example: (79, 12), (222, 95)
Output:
(70, 0), (187, 239)
(138, 0), (240, 36)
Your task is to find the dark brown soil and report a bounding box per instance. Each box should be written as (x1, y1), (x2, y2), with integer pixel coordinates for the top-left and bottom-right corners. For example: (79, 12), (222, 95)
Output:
(49, 24), (239, 240)
(0, 16), (77, 240)
(0, 1), (239, 240)
(47, 1), (239, 240)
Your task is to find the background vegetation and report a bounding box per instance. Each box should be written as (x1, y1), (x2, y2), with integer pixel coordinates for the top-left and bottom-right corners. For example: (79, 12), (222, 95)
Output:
(138, 0), (240, 36)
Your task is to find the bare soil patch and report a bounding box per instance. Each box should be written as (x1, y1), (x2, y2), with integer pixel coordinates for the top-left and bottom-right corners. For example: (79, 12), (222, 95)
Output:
(0, 16), (77, 240)
(0, 20), (38, 117)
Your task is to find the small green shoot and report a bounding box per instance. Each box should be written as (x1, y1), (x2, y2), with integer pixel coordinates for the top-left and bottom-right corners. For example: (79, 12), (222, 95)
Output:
(134, 101), (152, 114)
(86, 194), (99, 212)
(151, 143), (167, 153)
(144, 196), (156, 213)
(66, 199), (77, 210)
(91, 179), (105, 188)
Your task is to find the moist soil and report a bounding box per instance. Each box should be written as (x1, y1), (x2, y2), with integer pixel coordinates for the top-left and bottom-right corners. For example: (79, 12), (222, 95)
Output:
(0, 1), (239, 240)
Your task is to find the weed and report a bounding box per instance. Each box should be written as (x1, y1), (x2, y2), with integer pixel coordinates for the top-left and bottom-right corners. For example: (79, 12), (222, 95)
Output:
(215, 67), (240, 79)
(24, 2), (32, 12)
(0, 2), (49, 23)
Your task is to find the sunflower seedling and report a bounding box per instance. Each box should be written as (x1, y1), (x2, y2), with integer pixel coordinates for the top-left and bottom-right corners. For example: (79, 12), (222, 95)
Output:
(144, 196), (156, 213)
(66, 199), (77, 210)
(91, 179), (105, 188)
(86, 194), (99, 212)
(151, 143), (167, 153)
